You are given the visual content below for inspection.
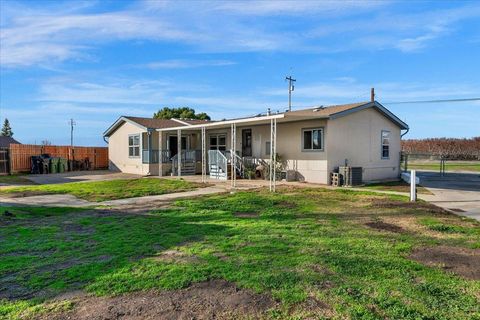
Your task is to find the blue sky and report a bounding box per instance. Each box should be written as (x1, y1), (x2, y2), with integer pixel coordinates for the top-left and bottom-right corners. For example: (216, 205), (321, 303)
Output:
(1, 0), (479, 146)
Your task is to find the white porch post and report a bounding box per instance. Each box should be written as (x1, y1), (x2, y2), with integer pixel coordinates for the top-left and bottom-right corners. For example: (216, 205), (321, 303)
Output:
(158, 131), (163, 177)
(147, 130), (152, 175)
(230, 123), (236, 189)
(177, 129), (182, 177)
(273, 118), (277, 192)
(201, 127), (206, 183)
(269, 118), (277, 192)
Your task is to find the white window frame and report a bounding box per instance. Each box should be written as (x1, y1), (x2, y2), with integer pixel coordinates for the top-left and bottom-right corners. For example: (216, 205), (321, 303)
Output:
(381, 130), (390, 159)
(128, 134), (141, 158)
(265, 141), (271, 156)
(209, 133), (227, 151)
(301, 127), (324, 152)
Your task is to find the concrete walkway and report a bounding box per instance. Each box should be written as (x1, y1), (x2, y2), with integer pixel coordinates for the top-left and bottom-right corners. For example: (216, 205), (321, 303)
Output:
(0, 186), (227, 208)
(415, 171), (480, 222)
(25, 171), (140, 185)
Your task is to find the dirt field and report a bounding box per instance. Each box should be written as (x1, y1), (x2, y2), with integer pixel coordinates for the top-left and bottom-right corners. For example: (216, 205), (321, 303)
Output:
(40, 280), (275, 320)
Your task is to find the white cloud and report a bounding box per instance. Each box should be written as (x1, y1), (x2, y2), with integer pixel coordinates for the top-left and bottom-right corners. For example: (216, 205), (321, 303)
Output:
(2, 1), (479, 68)
(214, 0), (386, 16)
(144, 59), (236, 69)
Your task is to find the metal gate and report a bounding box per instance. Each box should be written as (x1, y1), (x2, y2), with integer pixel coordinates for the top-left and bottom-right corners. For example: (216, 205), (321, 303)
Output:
(0, 148), (9, 175)
(401, 152), (447, 176)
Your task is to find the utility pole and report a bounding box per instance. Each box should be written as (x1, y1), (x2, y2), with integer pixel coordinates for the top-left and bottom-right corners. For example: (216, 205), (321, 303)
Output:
(69, 118), (76, 147)
(285, 75), (296, 111)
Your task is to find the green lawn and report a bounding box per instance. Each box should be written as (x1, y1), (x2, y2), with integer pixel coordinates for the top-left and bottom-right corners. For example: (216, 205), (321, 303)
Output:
(1, 188), (479, 319)
(407, 162), (480, 173)
(363, 180), (432, 194)
(0, 175), (35, 186)
(0, 178), (203, 202)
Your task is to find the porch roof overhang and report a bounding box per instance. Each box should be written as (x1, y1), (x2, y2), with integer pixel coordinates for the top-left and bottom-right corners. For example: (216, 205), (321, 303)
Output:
(156, 113), (287, 132)
(155, 101), (409, 132)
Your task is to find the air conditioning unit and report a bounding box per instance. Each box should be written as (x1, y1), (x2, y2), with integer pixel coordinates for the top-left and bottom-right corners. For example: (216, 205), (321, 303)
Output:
(338, 166), (363, 186)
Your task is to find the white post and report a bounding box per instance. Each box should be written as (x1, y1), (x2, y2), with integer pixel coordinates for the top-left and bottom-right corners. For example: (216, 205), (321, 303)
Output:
(273, 118), (276, 192)
(201, 127), (206, 183)
(177, 129), (182, 177)
(410, 169), (416, 202)
(158, 131), (163, 177)
(230, 123), (237, 189)
(269, 118), (273, 192)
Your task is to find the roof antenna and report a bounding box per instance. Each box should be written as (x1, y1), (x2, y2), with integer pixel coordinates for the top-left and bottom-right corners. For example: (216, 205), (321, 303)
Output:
(285, 74), (296, 112)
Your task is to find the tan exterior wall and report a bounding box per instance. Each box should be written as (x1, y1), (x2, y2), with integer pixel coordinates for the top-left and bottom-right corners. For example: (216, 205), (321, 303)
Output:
(204, 120), (329, 184)
(108, 108), (402, 183)
(108, 121), (148, 175)
(326, 108), (401, 182)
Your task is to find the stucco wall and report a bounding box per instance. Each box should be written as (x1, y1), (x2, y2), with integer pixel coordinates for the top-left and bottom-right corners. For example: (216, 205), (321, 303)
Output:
(326, 108), (401, 182)
(204, 120), (329, 184)
(108, 121), (148, 175)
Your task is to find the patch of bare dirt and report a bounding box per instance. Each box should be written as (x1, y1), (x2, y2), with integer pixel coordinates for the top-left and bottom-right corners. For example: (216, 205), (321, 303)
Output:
(371, 199), (447, 214)
(365, 221), (406, 234)
(41, 280), (275, 320)
(62, 222), (94, 235)
(234, 211), (259, 218)
(409, 246), (480, 280)
(150, 249), (200, 264)
(276, 200), (297, 209)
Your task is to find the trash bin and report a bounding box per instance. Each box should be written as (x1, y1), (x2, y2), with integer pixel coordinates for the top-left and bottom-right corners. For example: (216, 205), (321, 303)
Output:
(58, 158), (68, 173)
(49, 158), (60, 174)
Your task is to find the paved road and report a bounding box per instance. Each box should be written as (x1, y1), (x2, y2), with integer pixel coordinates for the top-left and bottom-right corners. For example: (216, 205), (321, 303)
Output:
(417, 171), (480, 221)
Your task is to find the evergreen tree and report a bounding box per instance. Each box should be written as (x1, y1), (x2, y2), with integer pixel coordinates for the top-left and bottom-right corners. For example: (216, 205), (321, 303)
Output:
(1, 118), (13, 137)
(153, 107), (211, 120)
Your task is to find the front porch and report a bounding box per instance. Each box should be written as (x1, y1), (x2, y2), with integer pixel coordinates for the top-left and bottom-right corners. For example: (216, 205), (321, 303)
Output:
(139, 116), (281, 191)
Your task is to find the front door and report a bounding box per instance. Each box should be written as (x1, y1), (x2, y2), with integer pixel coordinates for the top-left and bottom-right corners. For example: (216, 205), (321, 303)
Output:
(242, 129), (252, 157)
(169, 136), (187, 157)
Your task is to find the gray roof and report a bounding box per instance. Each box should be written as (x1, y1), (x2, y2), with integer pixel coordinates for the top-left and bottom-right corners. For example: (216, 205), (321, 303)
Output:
(0, 136), (21, 148)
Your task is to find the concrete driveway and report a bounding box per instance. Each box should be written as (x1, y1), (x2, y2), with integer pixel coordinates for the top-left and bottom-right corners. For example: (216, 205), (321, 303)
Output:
(25, 170), (141, 185)
(417, 171), (480, 221)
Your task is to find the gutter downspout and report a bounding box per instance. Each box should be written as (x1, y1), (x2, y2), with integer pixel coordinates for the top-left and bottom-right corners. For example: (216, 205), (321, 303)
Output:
(401, 128), (409, 138)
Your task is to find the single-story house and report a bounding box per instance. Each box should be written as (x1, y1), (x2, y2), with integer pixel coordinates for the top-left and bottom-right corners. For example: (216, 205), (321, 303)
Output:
(103, 100), (408, 185)
(0, 136), (21, 148)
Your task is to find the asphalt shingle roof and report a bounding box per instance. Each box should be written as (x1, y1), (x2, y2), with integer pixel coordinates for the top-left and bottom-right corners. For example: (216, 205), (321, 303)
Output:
(0, 136), (21, 148)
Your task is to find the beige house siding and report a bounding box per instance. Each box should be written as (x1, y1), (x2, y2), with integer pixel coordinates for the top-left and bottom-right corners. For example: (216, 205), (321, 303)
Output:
(203, 120), (329, 183)
(108, 121), (147, 175)
(326, 108), (401, 183)
(107, 106), (403, 184)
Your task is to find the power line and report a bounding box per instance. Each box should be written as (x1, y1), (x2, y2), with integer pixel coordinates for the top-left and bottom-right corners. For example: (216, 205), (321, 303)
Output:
(385, 97), (480, 105)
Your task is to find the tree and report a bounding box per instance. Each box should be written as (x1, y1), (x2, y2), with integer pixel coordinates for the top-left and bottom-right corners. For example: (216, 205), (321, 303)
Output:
(153, 107), (211, 120)
(1, 118), (13, 137)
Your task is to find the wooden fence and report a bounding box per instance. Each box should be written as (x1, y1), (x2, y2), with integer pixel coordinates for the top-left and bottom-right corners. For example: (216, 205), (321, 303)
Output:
(8, 144), (108, 173)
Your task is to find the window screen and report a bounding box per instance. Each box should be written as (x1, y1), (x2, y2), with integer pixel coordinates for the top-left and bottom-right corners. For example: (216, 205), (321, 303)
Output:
(302, 128), (323, 151)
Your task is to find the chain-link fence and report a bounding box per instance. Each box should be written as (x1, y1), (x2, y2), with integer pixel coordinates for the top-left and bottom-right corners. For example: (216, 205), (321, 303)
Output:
(401, 152), (480, 175)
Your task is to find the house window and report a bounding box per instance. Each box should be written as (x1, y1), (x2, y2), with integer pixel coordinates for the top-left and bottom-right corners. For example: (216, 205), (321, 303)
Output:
(302, 128), (324, 151)
(265, 141), (271, 156)
(209, 134), (226, 151)
(128, 134), (140, 157)
(381, 130), (390, 159)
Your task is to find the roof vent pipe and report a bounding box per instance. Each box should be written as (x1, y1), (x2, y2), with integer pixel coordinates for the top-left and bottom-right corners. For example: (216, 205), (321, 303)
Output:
(371, 87), (375, 102)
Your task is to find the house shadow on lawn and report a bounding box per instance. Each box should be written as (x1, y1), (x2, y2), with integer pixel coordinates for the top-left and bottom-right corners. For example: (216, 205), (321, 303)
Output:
(0, 206), (229, 302)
